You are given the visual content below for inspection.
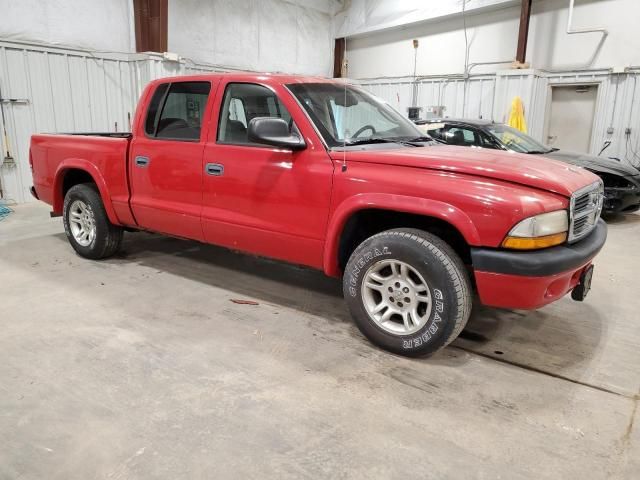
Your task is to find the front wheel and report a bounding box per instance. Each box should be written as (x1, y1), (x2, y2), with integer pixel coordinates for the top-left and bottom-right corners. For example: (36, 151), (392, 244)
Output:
(343, 229), (472, 357)
(63, 183), (123, 259)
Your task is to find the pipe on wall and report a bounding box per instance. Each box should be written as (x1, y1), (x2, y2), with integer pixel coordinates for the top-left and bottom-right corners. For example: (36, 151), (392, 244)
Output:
(540, 0), (610, 73)
(466, 61), (514, 75)
(566, 0), (608, 36)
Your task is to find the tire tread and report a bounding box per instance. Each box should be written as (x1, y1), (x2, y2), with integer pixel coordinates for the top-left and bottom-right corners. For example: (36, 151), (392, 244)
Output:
(63, 183), (123, 259)
(346, 227), (472, 355)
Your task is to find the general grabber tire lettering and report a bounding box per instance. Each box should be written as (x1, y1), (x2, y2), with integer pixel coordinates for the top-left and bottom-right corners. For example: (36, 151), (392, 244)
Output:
(63, 183), (123, 260)
(343, 228), (472, 357)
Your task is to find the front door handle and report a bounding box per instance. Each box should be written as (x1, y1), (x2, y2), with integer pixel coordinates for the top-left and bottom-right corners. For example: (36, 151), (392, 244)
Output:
(206, 163), (224, 176)
(135, 156), (150, 167)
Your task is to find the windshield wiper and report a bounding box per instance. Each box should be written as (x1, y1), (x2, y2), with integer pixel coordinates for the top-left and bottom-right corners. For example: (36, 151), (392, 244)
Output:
(345, 137), (417, 147)
(383, 135), (435, 147)
(526, 148), (558, 154)
(342, 138), (398, 146)
(341, 136), (435, 147)
(404, 136), (436, 143)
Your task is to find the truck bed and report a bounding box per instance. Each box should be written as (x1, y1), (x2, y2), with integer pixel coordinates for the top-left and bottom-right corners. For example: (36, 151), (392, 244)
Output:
(30, 133), (132, 223)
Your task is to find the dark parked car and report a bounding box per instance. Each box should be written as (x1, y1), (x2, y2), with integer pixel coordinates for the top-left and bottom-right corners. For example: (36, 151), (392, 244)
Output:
(416, 118), (640, 214)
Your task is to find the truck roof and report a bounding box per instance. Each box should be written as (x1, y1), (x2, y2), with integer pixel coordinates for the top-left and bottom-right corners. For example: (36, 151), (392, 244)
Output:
(147, 72), (339, 86)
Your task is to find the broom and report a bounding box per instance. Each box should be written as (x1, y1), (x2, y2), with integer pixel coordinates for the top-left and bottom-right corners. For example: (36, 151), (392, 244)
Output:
(0, 85), (15, 167)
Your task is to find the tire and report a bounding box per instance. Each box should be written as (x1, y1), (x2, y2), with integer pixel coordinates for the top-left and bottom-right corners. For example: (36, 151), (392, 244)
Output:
(63, 183), (123, 259)
(343, 228), (472, 357)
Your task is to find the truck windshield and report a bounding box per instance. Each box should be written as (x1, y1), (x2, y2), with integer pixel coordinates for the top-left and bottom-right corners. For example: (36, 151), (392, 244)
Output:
(485, 124), (554, 154)
(287, 83), (423, 148)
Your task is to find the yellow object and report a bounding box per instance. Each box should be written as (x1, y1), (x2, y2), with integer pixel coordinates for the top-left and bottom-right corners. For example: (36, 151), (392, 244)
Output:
(502, 232), (567, 250)
(507, 96), (528, 133)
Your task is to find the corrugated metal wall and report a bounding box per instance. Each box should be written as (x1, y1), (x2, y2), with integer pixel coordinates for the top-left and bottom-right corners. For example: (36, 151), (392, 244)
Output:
(358, 69), (640, 170)
(0, 40), (223, 204)
(534, 70), (640, 167)
(361, 76), (497, 121)
(357, 75), (497, 122)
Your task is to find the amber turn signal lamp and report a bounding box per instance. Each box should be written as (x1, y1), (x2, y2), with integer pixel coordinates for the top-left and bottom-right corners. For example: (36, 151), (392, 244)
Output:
(501, 232), (567, 250)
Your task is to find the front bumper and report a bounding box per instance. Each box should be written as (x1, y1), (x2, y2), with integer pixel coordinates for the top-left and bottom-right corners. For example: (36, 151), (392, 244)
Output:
(471, 219), (607, 309)
(603, 185), (640, 213)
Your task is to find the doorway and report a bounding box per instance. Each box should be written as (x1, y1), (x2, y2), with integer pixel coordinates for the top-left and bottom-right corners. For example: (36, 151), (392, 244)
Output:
(544, 84), (598, 153)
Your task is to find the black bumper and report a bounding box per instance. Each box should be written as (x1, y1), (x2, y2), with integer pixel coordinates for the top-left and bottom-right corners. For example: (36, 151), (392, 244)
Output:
(30, 186), (39, 200)
(471, 219), (608, 277)
(603, 186), (640, 213)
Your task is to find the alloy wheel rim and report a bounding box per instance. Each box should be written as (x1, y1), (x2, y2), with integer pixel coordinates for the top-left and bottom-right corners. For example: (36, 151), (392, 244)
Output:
(361, 259), (432, 335)
(68, 200), (96, 247)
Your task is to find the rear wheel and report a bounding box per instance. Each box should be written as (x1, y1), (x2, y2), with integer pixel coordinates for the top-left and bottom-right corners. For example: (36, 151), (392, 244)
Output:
(343, 228), (472, 357)
(63, 183), (123, 259)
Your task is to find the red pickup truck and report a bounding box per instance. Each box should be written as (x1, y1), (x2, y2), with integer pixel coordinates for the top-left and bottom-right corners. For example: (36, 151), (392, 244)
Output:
(30, 73), (607, 356)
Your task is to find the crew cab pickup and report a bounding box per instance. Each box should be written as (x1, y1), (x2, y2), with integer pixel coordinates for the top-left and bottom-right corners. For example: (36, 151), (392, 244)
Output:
(29, 73), (607, 356)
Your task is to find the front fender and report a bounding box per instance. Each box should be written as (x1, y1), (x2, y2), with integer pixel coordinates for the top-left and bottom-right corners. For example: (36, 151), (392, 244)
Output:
(323, 193), (481, 277)
(53, 159), (120, 225)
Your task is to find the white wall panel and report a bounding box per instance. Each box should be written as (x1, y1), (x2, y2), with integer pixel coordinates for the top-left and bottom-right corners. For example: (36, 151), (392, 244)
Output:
(334, 0), (517, 38)
(357, 81), (414, 118)
(345, 0), (640, 79)
(492, 71), (537, 126)
(168, 0), (334, 76)
(358, 75), (496, 121)
(0, 0), (134, 53)
(463, 78), (496, 120)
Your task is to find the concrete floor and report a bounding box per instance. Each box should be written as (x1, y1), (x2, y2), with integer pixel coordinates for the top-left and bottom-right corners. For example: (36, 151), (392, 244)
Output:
(1, 202), (639, 479)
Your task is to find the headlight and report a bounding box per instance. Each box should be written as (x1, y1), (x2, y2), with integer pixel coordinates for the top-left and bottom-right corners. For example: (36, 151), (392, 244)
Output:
(502, 210), (568, 250)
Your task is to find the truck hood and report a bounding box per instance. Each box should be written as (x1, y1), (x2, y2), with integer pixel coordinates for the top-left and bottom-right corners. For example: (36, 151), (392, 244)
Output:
(330, 145), (598, 197)
(542, 150), (640, 178)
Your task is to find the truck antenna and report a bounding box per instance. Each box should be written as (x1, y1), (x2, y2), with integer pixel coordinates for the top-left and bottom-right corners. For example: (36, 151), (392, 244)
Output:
(342, 37), (348, 173)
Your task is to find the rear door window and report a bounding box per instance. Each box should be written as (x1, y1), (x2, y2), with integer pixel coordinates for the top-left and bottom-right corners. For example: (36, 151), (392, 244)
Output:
(145, 81), (211, 141)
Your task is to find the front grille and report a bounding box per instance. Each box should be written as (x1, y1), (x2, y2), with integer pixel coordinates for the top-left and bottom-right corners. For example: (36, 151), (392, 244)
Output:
(574, 194), (591, 211)
(569, 181), (604, 243)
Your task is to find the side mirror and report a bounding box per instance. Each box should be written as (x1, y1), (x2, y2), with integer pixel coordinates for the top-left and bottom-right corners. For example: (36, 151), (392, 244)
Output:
(247, 117), (306, 151)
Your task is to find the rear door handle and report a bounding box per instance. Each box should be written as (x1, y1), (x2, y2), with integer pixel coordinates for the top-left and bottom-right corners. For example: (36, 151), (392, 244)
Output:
(135, 156), (150, 167)
(206, 163), (224, 176)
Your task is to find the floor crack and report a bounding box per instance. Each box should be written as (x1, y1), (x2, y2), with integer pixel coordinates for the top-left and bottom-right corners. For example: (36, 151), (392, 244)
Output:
(452, 345), (634, 399)
(621, 393), (639, 445)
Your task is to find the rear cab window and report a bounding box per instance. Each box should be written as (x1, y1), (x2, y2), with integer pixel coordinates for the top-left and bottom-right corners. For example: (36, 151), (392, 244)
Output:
(145, 81), (211, 141)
